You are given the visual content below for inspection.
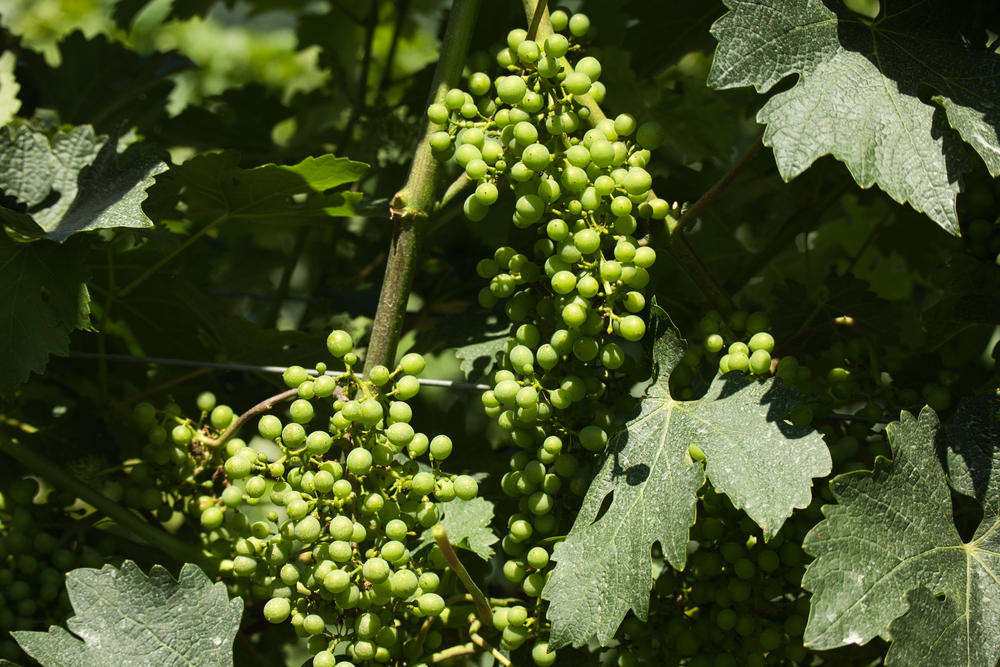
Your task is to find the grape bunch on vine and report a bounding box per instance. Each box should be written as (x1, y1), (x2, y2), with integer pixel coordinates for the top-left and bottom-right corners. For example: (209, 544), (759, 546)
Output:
(0, 0), (998, 666)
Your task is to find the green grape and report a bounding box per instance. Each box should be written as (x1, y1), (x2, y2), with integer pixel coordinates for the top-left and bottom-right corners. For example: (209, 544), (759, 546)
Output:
(210, 405), (234, 430)
(221, 485), (243, 507)
(635, 121), (665, 150)
(749, 349), (771, 375)
(619, 315), (646, 341)
(549, 10), (569, 32)
(748, 331), (775, 353)
(429, 435), (453, 460)
(568, 12), (591, 36)
(346, 447), (373, 475)
(564, 72), (592, 96)
(200, 506), (225, 529)
(496, 75), (527, 104)
(263, 597), (290, 623)
(418, 592), (445, 616)
(258, 415), (282, 440)
(327, 330), (354, 357)
(390, 569), (419, 598)
(224, 455), (252, 479)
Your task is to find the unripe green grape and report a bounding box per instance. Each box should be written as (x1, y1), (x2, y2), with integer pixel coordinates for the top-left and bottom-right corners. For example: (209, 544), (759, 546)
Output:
(362, 557), (391, 584)
(388, 568), (419, 598)
(418, 592), (445, 616)
(411, 471), (436, 496)
(748, 331), (775, 353)
(635, 121), (665, 150)
(507, 28), (527, 50)
(170, 423), (192, 446)
(549, 9), (569, 31)
(221, 485), (243, 507)
(447, 474), (477, 500)
(564, 71), (592, 96)
(427, 103), (448, 125)
(233, 555), (257, 577)
(574, 228), (601, 254)
(225, 455), (252, 479)
(263, 597), (290, 623)
(749, 349), (771, 375)
(623, 167), (652, 196)
(619, 315), (646, 341)
(133, 401), (157, 428)
(516, 39), (541, 64)
(633, 245), (656, 268)
(201, 506), (225, 529)
(326, 329), (353, 358)
(497, 76), (527, 104)
(295, 516), (321, 543)
(503, 559), (526, 582)
(398, 351), (425, 376)
(430, 434), (453, 460)
(279, 422), (304, 448)
(522, 572), (545, 597)
(207, 404), (233, 429)
(396, 374), (420, 399)
(704, 333), (725, 354)
(568, 12), (591, 36)
(575, 56), (602, 81)
(475, 182), (498, 206)
(346, 447), (373, 476)
(551, 270), (577, 295)
(544, 32), (569, 57)
(429, 131), (451, 153)
(532, 642), (557, 666)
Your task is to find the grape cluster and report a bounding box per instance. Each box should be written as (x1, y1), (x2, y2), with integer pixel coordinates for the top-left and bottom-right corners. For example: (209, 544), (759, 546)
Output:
(430, 10), (666, 661)
(609, 487), (817, 666)
(198, 331), (478, 667)
(0, 477), (121, 662)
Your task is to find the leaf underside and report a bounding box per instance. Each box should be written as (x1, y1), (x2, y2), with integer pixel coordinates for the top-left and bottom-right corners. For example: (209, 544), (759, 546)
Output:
(709, 0), (1000, 236)
(543, 309), (830, 648)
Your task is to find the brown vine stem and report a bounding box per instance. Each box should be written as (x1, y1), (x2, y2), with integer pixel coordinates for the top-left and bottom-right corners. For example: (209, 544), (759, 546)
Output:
(432, 524), (494, 627)
(668, 139), (764, 235)
(522, 0), (735, 313)
(205, 387), (300, 449)
(0, 429), (208, 570)
(364, 0), (483, 373)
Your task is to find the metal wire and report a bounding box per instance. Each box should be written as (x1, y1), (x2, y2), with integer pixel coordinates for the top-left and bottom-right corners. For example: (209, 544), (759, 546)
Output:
(68, 351), (492, 391)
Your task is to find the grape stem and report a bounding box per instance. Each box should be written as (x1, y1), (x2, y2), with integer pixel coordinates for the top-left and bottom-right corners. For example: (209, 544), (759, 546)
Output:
(0, 429), (209, 570)
(430, 642), (477, 662)
(468, 618), (513, 667)
(205, 387), (300, 449)
(365, 0), (483, 374)
(432, 524), (494, 627)
(669, 139), (763, 235)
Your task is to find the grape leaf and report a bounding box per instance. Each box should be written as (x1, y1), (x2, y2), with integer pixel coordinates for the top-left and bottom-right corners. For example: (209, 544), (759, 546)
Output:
(801, 407), (1000, 665)
(0, 124), (167, 241)
(543, 309), (830, 648)
(944, 395), (1000, 522)
(709, 0), (1000, 236)
(0, 234), (90, 396)
(161, 151), (368, 225)
(12, 561), (242, 667)
(421, 497), (497, 561)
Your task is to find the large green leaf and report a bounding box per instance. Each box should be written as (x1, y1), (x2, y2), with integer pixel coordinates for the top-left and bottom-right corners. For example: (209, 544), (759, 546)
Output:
(0, 235), (90, 396)
(801, 406), (1000, 665)
(709, 0), (1000, 236)
(163, 151), (368, 225)
(13, 561), (242, 667)
(0, 124), (167, 241)
(542, 309), (829, 648)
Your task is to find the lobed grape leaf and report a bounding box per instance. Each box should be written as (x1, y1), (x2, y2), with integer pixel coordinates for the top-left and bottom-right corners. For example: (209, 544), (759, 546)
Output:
(709, 0), (1000, 236)
(421, 497), (497, 561)
(160, 151), (368, 225)
(0, 234), (90, 396)
(543, 308), (830, 648)
(12, 560), (242, 667)
(801, 406), (1000, 665)
(0, 124), (167, 241)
